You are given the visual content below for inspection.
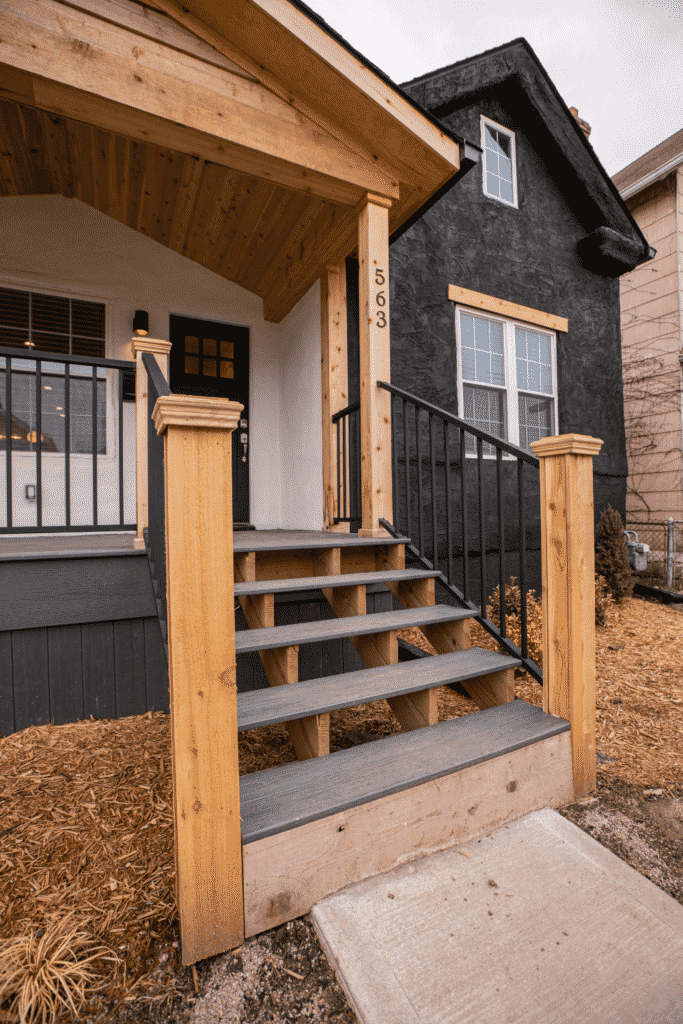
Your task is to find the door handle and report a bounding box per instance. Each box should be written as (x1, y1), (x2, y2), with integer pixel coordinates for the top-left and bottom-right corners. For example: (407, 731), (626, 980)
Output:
(240, 432), (248, 462)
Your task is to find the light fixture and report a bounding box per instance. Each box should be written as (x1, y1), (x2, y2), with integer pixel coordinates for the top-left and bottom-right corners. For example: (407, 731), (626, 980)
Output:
(133, 309), (149, 336)
(24, 340), (34, 349)
(44, 385), (52, 391)
(56, 406), (63, 411)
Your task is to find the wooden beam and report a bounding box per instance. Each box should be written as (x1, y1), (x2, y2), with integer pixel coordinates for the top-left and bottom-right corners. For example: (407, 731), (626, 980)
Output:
(320, 263), (350, 532)
(242, 731), (573, 936)
(531, 433), (603, 798)
(132, 338), (171, 550)
(358, 196), (393, 538)
(0, 3), (399, 204)
(152, 393), (243, 965)
(448, 285), (569, 334)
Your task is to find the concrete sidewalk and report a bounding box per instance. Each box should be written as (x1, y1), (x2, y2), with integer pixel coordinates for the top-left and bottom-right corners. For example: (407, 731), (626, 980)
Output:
(312, 808), (683, 1024)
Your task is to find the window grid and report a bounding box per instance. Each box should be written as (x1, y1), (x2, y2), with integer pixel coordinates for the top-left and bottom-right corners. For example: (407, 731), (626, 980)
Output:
(481, 116), (518, 208)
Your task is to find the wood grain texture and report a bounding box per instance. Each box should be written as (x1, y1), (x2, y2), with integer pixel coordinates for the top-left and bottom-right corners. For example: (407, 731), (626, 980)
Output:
(242, 729), (573, 936)
(163, 415), (243, 963)
(448, 284), (569, 333)
(531, 434), (602, 798)
(358, 198), (393, 536)
(320, 262), (349, 529)
(133, 340), (171, 546)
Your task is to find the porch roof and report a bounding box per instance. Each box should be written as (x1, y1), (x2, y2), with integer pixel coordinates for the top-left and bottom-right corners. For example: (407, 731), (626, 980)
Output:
(0, 0), (463, 321)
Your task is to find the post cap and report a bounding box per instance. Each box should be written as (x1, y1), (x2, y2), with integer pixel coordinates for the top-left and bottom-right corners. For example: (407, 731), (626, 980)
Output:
(152, 394), (243, 434)
(530, 434), (603, 457)
(131, 337), (172, 356)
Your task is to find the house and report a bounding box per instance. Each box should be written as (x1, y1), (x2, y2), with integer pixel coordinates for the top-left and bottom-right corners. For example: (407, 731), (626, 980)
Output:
(612, 129), (683, 522)
(1, 2), (603, 965)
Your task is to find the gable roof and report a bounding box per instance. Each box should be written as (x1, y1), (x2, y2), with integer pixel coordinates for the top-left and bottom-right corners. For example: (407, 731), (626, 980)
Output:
(401, 37), (653, 273)
(613, 128), (683, 198)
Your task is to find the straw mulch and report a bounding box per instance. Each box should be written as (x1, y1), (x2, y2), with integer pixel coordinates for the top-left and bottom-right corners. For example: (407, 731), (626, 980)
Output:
(1, 592), (682, 1019)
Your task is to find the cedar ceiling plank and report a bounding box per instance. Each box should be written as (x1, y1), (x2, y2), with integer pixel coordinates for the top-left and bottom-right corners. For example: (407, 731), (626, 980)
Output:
(180, 160), (229, 264)
(215, 177), (279, 280)
(144, 147), (182, 247)
(0, 100), (38, 195)
(111, 132), (132, 226)
(37, 108), (76, 197)
(251, 193), (328, 298)
(210, 172), (261, 273)
(17, 105), (58, 196)
(239, 188), (315, 294)
(220, 181), (284, 281)
(164, 152), (210, 255)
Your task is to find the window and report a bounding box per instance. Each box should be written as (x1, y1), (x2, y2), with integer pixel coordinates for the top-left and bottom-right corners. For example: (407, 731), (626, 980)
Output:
(456, 307), (556, 453)
(0, 287), (107, 454)
(481, 116), (517, 207)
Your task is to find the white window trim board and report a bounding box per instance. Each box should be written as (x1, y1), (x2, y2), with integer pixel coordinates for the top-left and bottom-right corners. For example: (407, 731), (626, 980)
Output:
(481, 115), (518, 209)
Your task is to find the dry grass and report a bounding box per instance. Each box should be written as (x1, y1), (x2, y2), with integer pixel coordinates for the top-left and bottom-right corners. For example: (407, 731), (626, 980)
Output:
(1, 592), (682, 1019)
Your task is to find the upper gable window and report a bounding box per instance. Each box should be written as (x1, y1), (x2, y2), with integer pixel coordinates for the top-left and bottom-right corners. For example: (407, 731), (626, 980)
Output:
(481, 116), (517, 208)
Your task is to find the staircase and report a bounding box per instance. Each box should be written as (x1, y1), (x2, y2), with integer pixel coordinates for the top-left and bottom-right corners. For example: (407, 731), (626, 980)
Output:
(233, 529), (574, 939)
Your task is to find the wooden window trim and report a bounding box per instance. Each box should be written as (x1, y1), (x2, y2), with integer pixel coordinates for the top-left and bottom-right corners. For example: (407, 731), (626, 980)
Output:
(448, 285), (569, 334)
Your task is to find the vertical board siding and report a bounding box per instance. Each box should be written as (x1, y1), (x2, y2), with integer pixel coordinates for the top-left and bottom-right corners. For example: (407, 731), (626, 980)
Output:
(144, 618), (170, 712)
(82, 621), (117, 720)
(48, 624), (85, 725)
(12, 628), (50, 731)
(0, 632), (14, 735)
(113, 620), (148, 718)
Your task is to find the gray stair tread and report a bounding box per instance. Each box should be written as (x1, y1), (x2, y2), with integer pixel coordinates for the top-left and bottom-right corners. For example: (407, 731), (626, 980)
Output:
(240, 700), (569, 844)
(234, 568), (438, 597)
(237, 648), (520, 731)
(234, 605), (476, 654)
(233, 529), (407, 553)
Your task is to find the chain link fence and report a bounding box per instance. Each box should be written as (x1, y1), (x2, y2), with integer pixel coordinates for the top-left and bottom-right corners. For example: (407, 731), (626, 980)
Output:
(625, 519), (683, 590)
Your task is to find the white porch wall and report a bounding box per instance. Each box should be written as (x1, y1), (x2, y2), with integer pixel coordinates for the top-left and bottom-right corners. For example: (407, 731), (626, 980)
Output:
(0, 197), (324, 530)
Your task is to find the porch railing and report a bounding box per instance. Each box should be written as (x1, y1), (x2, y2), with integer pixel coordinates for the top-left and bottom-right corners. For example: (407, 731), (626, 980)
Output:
(0, 345), (136, 532)
(142, 352), (171, 657)
(332, 400), (361, 525)
(378, 381), (542, 682)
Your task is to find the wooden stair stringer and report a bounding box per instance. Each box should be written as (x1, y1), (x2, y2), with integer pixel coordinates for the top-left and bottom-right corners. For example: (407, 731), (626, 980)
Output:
(316, 545), (435, 732)
(235, 550), (329, 760)
(379, 544), (514, 709)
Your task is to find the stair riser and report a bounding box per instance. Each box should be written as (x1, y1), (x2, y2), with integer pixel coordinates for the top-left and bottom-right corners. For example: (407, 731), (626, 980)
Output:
(242, 732), (573, 937)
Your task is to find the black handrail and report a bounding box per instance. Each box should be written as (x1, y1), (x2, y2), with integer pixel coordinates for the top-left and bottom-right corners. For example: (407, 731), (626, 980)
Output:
(332, 400), (361, 525)
(142, 352), (171, 662)
(0, 346), (136, 533)
(377, 381), (542, 683)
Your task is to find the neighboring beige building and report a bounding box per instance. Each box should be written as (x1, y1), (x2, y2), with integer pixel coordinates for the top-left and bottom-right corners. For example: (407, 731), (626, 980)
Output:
(613, 130), (683, 521)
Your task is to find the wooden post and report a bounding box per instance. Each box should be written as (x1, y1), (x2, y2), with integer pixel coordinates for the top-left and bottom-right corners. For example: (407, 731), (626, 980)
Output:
(358, 195), (393, 538)
(320, 262), (350, 532)
(131, 338), (171, 550)
(152, 393), (244, 964)
(531, 433), (603, 799)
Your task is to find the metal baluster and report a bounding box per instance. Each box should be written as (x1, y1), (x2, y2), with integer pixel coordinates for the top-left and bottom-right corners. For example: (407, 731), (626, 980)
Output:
(477, 435), (486, 615)
(5, 356), (12, 529)
(355, 407), (361, 523)
(118, 368), (124, 527)
(341, 415), (347, 522)
(416, 408), (424, 557)
(518, 460), (528, 660)
(429, 412), (438, 571)
(460, 427), (469, 600)
(444, 419), (453, 586)
(391, 394), (399, 524)
(36, 359), (42, 530)
(497, 447), (506, 638)
(91, 365), (98, 527)
(64, 363), (71, 528)
(336, 419), (341, 523)
(403, 397), (411, 539)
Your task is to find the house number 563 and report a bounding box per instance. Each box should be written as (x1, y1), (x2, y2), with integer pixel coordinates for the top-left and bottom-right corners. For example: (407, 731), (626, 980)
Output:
(374, 268), (387, 328)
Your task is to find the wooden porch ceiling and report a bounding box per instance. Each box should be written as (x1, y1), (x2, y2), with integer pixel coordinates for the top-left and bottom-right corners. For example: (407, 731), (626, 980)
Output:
(0, 0), (462, 321)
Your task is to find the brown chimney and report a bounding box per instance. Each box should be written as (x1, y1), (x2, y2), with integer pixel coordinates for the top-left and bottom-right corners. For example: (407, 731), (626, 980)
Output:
(569, 106), (592, 139)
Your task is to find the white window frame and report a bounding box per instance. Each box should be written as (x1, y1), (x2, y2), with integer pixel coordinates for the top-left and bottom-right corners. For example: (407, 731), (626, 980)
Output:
(455, 305), (558, 454)
(480, 115), (518, 209)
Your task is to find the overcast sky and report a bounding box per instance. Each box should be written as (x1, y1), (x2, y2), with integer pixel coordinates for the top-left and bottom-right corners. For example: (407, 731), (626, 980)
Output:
(305, 0), (682, 177)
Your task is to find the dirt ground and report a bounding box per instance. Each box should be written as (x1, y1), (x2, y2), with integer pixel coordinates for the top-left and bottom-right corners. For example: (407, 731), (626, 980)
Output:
(1, 593), (682, 1024)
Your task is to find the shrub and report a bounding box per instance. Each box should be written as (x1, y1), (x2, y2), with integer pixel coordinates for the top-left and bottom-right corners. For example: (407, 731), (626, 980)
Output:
(595, 505), (634, 603)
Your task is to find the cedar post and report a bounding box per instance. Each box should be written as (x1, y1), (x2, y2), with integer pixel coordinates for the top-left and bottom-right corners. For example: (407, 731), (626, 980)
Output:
(530, 433), (603, 798)
(320, 262), (350, 532)
(152, 393), (244, 964)
(358, 194), (393, 538)
(131, 338), (171, 550)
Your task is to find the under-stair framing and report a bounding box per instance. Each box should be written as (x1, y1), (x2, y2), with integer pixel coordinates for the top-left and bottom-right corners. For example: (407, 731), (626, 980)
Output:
(233, 530), (574, 939)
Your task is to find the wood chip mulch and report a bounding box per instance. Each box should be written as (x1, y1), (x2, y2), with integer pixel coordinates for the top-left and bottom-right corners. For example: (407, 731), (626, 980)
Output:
(1, 594), (681, 1019)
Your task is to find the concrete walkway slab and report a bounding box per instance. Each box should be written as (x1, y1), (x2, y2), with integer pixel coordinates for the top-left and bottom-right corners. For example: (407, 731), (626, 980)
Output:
(312, 808), (683, 1024)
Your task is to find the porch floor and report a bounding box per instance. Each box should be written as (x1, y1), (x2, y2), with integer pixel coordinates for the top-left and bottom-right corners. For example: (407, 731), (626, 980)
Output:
(233, 529), (406, 552)
(0, 531), (139, 561)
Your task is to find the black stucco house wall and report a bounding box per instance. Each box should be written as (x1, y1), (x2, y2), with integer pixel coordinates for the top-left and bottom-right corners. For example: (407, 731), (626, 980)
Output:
(348, 39), (651, 526)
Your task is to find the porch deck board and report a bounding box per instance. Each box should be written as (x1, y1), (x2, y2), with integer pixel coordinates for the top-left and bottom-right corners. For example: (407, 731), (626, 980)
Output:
(234, 568), (437, 596)
(234, 605), (475, 654)
(0, 533), (139, 561)
(233, 530), (408, 552)
(240, 700), (570, 844)
(237, 648), (520, 731)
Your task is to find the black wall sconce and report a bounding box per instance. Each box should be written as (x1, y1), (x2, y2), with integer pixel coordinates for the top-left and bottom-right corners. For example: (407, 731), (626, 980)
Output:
(133, 310), (149, 336)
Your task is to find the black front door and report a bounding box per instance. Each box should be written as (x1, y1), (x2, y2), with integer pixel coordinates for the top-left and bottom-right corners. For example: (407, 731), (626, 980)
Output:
(169, 315), (250, 524)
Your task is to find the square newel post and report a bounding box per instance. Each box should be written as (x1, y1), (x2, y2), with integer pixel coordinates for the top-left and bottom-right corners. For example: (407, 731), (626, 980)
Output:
(320, 261), (350, 532)
(131, 338), (172, 550)
(152, 394), (244, 964)
(531, 433), (603, 799)
(358, 194), (393, 538)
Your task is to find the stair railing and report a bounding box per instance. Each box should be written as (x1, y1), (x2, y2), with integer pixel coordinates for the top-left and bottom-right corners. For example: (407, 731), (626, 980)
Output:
(332, 400), (361, 525)
(376, 381), (543, 683)
(141, 352), (171, 657)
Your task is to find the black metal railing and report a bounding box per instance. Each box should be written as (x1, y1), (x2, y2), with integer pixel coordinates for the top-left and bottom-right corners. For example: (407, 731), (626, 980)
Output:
(378, 381), (543, 682)
(332, 400), (361, 525)
(142, 352), (171, 659)
(0, 345), (136, 532)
